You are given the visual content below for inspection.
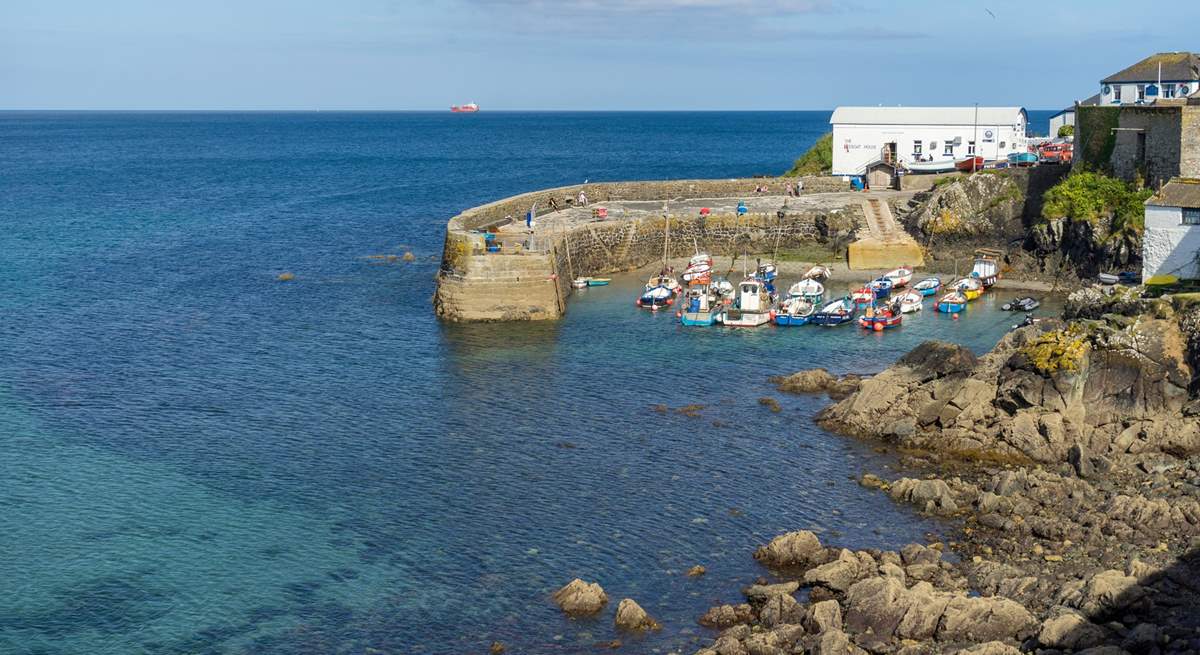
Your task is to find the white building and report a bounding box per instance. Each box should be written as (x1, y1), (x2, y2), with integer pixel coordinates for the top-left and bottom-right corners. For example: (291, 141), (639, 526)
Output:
(1099, 52), (1200, 105)
(1048, 94), (1099, 137)
(830, 106), (1029, 177)
(1143, 178), (1200, 281)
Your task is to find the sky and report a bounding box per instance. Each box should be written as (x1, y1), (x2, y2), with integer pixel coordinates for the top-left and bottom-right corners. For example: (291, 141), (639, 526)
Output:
(2, 0), (1198, 110)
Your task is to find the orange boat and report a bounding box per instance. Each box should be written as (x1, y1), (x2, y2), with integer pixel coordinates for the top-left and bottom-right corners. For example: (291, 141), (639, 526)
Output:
(955, 156), (985, 172)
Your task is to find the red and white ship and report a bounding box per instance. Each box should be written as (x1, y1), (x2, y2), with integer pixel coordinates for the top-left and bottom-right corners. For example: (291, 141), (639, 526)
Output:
(450, 102), (479, 113)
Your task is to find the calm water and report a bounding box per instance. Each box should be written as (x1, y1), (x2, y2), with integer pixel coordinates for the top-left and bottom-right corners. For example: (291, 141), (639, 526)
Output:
(0, 111), (1055, 655)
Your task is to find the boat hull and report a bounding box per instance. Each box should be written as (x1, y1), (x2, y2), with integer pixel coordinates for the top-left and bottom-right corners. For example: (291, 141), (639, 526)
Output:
(859, 315), (902, 329)
(721, 310), (772, 327)
(936, 301), (967, 313)
(774, 314), (811, 326)
(681, 312), (719, 326)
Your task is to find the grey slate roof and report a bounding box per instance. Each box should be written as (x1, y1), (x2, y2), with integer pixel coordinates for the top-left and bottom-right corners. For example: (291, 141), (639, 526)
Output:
(1147, 178), (1200, 208)
(1102, 53), (1200, 83)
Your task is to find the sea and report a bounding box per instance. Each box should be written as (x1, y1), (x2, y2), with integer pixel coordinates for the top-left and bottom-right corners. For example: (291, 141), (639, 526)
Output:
(0, 110), (1055, 655)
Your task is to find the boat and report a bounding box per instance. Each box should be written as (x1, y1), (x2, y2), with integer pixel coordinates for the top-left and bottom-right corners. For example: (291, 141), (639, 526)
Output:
(811, 296), (856, 326)
(972, 249), (1002, 287)
(1007, 151), (1038, 167)
(710, 276), (735, 298)
(936, 291), (968, 313)
(645, 273), (681, 295)
(905, 160), (958, 174)
(587, 278), (610, 287)
(913, 277), (942, 297)
(680, 287), (721, 326)
(1097, 272), (1120, 285)
(572, 277), (590, 289)
(870, 277), (894, 299)
(955, 156), (986, 172)
(787, 278), (825, 304)
(774, 297), (816, 326)
(883, 266), (913, 288)
(720, 278), (773, 327)
(636, 285), (674, 310)
(859, 304), (903, 330)
(851, 286), (875, 310)
(681, 262), (712, 285)
(450, 103), (479, 113)
(1118, 271), (1140, 284)
(1001, 297), (1040, 312)
(953, 277), (984, 301)
(755, 262), (778, 283)
(803, 265), (832, 281)
(898, 291), (924, 314)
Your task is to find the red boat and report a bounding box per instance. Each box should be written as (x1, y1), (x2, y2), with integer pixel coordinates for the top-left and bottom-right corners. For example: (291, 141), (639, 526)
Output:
(955, 156), (985, 172)
(451, 103), (479, 113)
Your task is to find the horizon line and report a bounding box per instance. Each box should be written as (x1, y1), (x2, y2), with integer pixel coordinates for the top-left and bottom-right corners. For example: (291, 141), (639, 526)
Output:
(0, 107), (1062, 113)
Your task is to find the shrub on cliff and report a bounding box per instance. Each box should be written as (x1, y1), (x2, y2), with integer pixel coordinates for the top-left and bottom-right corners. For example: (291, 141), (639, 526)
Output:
(1057, 124), (1075, 138)
(1040, 172), (1152, 235)
(784, 133), (832, 176)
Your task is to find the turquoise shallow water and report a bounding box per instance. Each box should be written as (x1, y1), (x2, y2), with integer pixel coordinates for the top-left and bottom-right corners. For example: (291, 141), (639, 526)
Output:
(0, 111), (1056, 654)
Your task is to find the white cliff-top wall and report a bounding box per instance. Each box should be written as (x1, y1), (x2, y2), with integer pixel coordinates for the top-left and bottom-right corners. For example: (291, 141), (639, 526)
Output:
(1143, 203), (1200, 280)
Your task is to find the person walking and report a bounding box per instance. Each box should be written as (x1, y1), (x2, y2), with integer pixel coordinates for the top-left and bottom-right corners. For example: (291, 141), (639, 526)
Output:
(577, 190), (588, 207)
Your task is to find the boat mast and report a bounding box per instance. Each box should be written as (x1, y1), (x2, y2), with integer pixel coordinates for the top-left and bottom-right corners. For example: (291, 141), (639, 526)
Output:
(973, 103), (979, 173)
(662, 200), (670, 270)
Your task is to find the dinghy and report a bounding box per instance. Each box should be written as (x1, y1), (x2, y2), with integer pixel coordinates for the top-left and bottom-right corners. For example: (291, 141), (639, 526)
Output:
(811, 296), (856, 326)
(787, 278), (825, 304)
(774, 296), (816, 326)
(883, 266), (913, 288)
(719, 278), (773, 327)
(572, 277), (590, 289)
(1097, 272), (1120, 285)
(936, 291), (968, 313)
(898, 291), (924, 314)
(1001, 297), (1039, 312)
(870, 277), (894, 299)
(859, 304), (903, 330)
(636, 285), (674, 310)
(953, 277), (983, 301)
(802, 265), (832, 282)
(645, 273), (680, 295)
(587, 278), (611, 287)
(913, 277), (942, 296)
(906, 160), (957, 174)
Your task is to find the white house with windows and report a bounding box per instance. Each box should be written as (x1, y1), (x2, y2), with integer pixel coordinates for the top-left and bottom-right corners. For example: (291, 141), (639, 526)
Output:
(1099, 52), (1200, 105)
(830, 106), (1028, 177)
(1143, 178), (1200, 281)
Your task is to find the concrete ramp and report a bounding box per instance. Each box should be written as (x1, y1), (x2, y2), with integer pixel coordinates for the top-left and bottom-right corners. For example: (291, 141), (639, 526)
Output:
(848, 197), (925, 270)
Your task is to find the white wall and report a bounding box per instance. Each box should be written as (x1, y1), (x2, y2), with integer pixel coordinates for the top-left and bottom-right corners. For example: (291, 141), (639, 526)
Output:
(1143, 204), (1200, 279)
(1100, 81), (1198, 105)
(1049, 112), (1074, 136)
(831, 121), (1027, 176)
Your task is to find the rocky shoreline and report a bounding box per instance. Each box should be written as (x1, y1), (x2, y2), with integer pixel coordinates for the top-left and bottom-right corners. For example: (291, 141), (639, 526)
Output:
(674, 287), (1200, 655)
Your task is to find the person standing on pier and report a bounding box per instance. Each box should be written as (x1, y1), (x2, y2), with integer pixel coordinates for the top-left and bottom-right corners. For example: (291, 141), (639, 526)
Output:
(578, 190), (588, 207)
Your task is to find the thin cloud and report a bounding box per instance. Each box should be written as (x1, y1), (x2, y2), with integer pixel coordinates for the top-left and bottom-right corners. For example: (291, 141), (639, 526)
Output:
(460, 0), (838, 14)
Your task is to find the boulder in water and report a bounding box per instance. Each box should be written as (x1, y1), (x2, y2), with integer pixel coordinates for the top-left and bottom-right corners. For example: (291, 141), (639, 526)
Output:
(552, 579), (608, 616)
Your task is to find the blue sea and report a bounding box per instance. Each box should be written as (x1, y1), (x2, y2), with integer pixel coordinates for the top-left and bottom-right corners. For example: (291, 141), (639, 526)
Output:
(0, 110), (1054, 655)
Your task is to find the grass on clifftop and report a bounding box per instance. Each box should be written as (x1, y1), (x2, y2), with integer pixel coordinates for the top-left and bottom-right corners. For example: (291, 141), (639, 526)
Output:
(1041, 171), (1153, 235)
(784, 133), (833, 176)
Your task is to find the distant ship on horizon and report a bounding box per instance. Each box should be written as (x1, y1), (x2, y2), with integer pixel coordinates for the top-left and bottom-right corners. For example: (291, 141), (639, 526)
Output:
(450, 102), (479, 113)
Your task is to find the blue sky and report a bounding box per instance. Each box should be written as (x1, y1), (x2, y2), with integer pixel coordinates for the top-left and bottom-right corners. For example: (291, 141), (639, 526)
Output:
(2, 0), (1197, 110)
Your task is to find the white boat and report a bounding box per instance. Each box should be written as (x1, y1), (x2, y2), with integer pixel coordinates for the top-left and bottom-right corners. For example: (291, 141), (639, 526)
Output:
(905, 160), (957, 174)
(883, 266), (913, 288)
(972, 251), (1000, 287)
(711, 277), (735, 297)
(572, 277), (590, 289)
(720, 278), (772, 327)
(689, 253), (713, 268)
(645, 274), (680, 294)
(787, 278), (825, 302)
(1097, 272), (1120, 285)
(898, 291), (924, 314)
(802, 265), (832, 281)
(774, 296), (816, 326)
(681, 261), (713, 283)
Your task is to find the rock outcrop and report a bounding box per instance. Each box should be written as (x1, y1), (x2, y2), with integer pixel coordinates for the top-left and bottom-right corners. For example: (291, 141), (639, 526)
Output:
(552, 578), (608, 616)
(614, 598), (659, 631)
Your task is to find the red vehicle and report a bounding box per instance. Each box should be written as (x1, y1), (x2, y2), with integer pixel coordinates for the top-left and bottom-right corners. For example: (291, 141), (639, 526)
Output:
(1038, 142), (1073, 165)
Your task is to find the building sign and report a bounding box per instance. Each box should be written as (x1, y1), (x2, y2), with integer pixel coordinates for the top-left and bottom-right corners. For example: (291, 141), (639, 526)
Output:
(983, 129), (994, 143)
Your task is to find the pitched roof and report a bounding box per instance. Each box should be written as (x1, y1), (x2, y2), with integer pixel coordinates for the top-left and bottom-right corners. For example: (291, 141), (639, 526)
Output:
(1147, 178), (1200, 209)
(829, 107), (1026, 126)
(1102, 52), (1200, 83)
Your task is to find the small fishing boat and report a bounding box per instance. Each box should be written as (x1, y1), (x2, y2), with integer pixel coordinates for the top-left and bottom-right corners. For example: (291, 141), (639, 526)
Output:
(851, 286), (875, 310)
(710, 276), (735, 298)
(636, 285), (674, 310)
(811, 296), (856, 326)
(572, 277), (590, 289)
(859, 304), (903, 330)
(905, 160), (957, 174)
(1097, 272), (1120, 285)
(774, 296), (816, 326)
(953, 277), (984, 301)
(1007, 151), (1038, 167)
(719, 278), (773, 327)
(802, 264), (832, 282)
(645, 273), (680, 295)
(936, 291), (968, 313)
(913, 277), (942, 296)
(955, 156), (986, 172)
(680, 287), (721, 326)
(883, 267), (913, 288)
(681, 262), (712, 285)
(587, 278), (611, 287)
(787, 278), (825, 304)
(1001, 297), (1040, 312)
(972, 249), (1001, 287)
(756, 262), (778, 283)
(898, 291), (924, 314)
(688, 252), (713, 268)
(870, 277), (894, 299)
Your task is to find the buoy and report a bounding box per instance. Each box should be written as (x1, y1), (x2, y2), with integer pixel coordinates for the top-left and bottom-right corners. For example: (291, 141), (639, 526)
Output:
(874, 322), (884, 332)
(675, 311), (682, 318)
(952, 313), (960, 320)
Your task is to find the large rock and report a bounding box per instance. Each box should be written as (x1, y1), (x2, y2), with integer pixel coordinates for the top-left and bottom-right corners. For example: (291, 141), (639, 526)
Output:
(843, 576), (909, 638)
(743, 581), (800, 600)
(758, 592), (804, 627)
(774, 368), (836, 393)
(950, 643), (1024, 655)
(754, 531), (823, 568)
(699, 603), (755, 628)
(895, 582), (950, 640)
(1037, 608), (1108, 650)
(552, 578), (607, 616)
(804, 549), (873, 591)
(805, 599), (843, 634)
(937, 595), (1036, 642)
(614, 598), (659, 631)
(1065, 569), (1146, 618)
(889, 478), (958, 514)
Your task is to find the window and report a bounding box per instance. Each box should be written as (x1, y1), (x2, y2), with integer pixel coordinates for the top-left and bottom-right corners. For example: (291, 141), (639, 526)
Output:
(944, 141), (954, 156)
(1137, 84), (1146, 102)
(1163, 84), (1177, 99)
(1114, 85), (1122, 102)
(913, 140), (923, 156)
(1000, 141), (1006, 149)
(968, 141), (976, 155)
(1184, 208), (1200, 225)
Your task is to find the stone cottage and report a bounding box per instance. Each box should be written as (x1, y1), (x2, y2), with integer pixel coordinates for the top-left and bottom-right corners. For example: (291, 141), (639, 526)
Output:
(1143, 178), (1200, 282)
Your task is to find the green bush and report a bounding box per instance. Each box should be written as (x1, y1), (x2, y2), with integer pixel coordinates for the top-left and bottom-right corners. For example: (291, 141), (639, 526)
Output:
(784, 133), (833, 176)
(1041, 171), (1152, 234)
(1057, 124), (1075, 138)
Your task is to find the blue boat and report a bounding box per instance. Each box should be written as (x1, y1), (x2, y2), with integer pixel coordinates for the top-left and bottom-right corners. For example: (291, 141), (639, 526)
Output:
(913, 277), (941, 297)
(870, 277), (893, 299)
(810, 297), (856, 326)
(1007, 151), (1038, 167)
(935, 291), (968, 314)
(679, 289), (720, 326)
(637, 285), (674, 310)
(774, 296), (815, 326)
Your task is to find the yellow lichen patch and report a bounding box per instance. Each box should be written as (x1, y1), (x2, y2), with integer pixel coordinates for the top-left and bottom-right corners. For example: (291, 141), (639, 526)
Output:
(1020, 325), (1090, 374)
(929, 208), (963, 235)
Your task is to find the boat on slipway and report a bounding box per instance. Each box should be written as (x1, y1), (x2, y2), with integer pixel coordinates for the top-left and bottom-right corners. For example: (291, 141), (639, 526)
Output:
(883, 266), (913, 288)
(913, 277), (942, 297)
(972, 249), (1001, 287)
(905, 159), (957, 174)
(803, 265), (832, 282)
(811, 297), (856, 326)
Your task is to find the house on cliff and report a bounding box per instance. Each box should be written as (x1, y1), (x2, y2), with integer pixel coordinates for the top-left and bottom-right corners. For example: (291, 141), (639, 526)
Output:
(1099, 52), (1200, 105)
(1143, 178), (1200, 282)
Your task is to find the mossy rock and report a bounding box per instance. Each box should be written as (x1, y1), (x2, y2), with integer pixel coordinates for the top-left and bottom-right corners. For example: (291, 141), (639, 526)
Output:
(1018, 325), (1090, 374)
